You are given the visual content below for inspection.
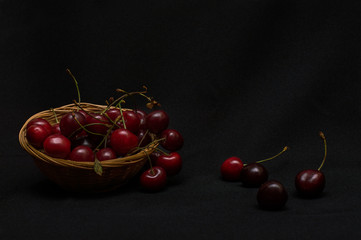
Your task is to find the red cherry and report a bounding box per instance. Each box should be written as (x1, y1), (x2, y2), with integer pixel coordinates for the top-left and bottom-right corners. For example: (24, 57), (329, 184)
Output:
(60, 112), (86, 137)
(26, 125), (50, 148)
(117, 110), (140, 134)
(71, 135), (95, 150)
(96, 148), (117, 161)
(149, 152), (161, 166)
(257, 180), (288, 210)
(146, 110), (169, 134)
(105, 109), (121, 122)
(135, 109), (147, 130)
(137, 129), (152, 147)
(295, 170), (325, 197)
(140, 166), (167, 192)
(27, 118), (52, 135)
(110, 129), (138, 156)
(51, 123), (61, 134)
(86, 113), (109, 135)
(295, 132), (327, 197)
(69, 146), (94, 162)
(240, 163), (268, 187)
(220, 157), (244, 181)
(155, 152), (182, 176)
(78, 110), (91, 122)
(43, 134), (71, 158)
(160, 129), (184, 151)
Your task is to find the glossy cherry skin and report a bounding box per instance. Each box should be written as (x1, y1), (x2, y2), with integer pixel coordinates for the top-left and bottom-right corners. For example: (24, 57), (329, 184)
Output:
(240, 163), (268, 187)
(69, 146), (94, 162)
(137, 129), (152, 147)
(160, 129), (184, 151)
(86, 113), (109, 135)
(71, 135), (95, 150)
(135, 109), (147, 130)
(117, 110), (140, 134)
(43, 134), (71, 158)
(60, 112), (86, 137)
(96, 148), (117, 161)
(27, 118), (52, 135)
(26, 125), (50, 148)
(295, 169), (325, 197)
(155, 152), (182, 176)
(51, 123), (61, 134)
(146, 110), (169, 134)
(78, 110), (91, 122)
(257, 180), (288, 210)
(140, 166), (167, 192)
(105, 108), (121, 122)
(221, 157), (244, 181)
(149, 152), (161, 166)
(110, 129), (138, 156)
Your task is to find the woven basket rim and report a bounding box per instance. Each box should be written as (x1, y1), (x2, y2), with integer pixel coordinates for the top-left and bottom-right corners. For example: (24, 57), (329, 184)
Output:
(19, 102), (158, 170)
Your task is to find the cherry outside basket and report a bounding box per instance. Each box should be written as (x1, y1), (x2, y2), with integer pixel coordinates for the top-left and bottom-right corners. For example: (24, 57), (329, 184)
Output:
(19, 102), (158, 193)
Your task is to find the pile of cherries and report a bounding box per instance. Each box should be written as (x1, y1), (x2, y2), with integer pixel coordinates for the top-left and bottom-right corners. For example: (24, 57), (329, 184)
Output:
(26, 71), (184, 192)
(220, 131), (327, 210)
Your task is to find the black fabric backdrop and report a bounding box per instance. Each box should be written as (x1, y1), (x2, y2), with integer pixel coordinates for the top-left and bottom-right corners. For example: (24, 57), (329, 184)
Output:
(1, 0), (361, 239)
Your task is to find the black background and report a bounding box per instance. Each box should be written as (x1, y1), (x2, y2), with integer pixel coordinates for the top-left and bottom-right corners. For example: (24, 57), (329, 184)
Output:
(2, 0), (361, 239)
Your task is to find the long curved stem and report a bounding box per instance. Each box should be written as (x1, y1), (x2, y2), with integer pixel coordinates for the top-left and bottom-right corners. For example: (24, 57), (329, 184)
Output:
(318, 131), (327, 171)
(66, 69), (81, 103)
(255, 146), (289, 164)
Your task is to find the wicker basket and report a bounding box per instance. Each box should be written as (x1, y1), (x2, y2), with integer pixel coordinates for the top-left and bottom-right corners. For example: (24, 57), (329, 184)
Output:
(19, 102), (157, 193)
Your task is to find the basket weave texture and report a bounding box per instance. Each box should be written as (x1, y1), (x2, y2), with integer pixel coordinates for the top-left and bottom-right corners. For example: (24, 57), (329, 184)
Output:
(19, 103), (157, 193)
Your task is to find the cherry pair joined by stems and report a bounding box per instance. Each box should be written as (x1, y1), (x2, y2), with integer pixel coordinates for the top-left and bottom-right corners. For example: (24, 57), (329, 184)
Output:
(221, 146), (288, 186)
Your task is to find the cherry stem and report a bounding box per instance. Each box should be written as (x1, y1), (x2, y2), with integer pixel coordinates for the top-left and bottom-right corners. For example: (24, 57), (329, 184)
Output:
(117, 101), (127, 129)
(244, 146), (289, 166)
(154, 147), (170, 156)
(318, 131), (327, 171)
(146, 153), (155, 176)
(137, 129), (149, 147)
(66, 69), (81, 104)
(50, 108), (59, 123)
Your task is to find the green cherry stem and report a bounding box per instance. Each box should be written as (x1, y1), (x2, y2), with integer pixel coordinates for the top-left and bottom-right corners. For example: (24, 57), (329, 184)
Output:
(117, 100), (127, 130)
(50, 108), (59, 123)
(244, 146), (289, 166)
(66, 69), (81, 104)
(318, 131), (327, 171)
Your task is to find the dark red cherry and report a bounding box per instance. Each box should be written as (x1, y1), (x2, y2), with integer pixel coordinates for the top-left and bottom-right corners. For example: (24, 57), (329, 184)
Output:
(71, 135), (95, 149)
(69, 146), (94, 162)
(27, 118), (52, 135)
(78, 110), (90, 121)
(149, 152), (161, 166)
(160, 129), (184, 151)
(110, 129), (138, 156)
(43, 134), (71, 158)
(155, 152), (182, 176)
(221, 157), (244, 181)
(117, 110), (140, 134)
(257, 180), (288, 210)
(135, 109), (147, 130)
(146, 110), (169, 134)
(240, 163), (268, 187)
(26, 125), (50, 148)
(105, 108), (121, 122)
(137, 129), (152, 147)
(60, 112), (86, 137)
(140, 166), (167, 192)
(295, 132), (327, 197)
(51, 123), (61, 134)
(295, 170), (325, 197)
(96, 148), (117, 161)
(86, 113), (109, 135)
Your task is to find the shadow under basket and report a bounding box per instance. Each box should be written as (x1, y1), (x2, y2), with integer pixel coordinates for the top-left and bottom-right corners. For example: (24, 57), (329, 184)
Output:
(19, 102), (158, 193)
